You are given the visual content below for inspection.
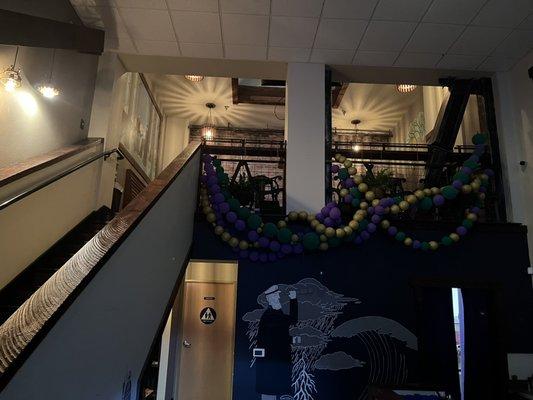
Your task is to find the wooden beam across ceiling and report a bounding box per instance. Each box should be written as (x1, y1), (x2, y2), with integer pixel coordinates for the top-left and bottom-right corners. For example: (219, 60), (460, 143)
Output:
(332, 82), (349, 109)
(232, 79), (285, 106)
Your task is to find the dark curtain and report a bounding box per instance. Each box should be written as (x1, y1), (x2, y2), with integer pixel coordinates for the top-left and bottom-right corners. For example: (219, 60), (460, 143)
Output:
(461, 288), (505, 400)
(415, 286), (460, 399)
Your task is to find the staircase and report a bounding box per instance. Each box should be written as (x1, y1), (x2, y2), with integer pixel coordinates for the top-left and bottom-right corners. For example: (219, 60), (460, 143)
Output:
(0, 207), (114, 325)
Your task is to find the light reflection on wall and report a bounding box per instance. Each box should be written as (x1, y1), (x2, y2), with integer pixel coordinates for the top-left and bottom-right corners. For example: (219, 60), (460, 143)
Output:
(15, 91), (38, 116)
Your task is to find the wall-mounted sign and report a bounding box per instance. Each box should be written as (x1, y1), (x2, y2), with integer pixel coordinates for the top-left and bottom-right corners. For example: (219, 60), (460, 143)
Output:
(200, 307), (217, 324)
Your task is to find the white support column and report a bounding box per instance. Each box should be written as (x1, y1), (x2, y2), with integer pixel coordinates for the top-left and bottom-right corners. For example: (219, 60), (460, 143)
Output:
(285, 63), (326, 213)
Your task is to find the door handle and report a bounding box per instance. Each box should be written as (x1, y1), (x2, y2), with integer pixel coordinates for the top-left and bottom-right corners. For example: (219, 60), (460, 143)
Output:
(183, 340), (191, 348)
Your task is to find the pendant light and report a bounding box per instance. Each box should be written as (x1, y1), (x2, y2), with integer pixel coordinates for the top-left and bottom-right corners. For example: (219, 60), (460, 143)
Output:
(37, 49), (60, 98)
(397, 84), (417, 93)
(185, 75), (204, 82)
(201, 103), (216, 140)
(1, 46), (22, 92)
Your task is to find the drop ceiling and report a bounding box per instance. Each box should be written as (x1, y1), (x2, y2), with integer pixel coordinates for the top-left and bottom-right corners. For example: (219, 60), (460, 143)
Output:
(71, 0), (533, 72)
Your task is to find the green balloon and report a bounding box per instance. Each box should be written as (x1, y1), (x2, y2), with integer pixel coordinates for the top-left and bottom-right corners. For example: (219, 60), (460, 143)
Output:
(263, 222), (278, 238)
(421, 241), (430, 251)
(395, 231), (406, 242)
(217, 171), (226, 180)
(442, 186), (459, 200)
(247, 214), (262, 230)
(358, 219), (368, 232)
(277, 227), (292, 243)
(472, 133), (487, 145)
(213, 159), (222, 167)
(394, 196), (403, 204)
(215, 166), (224, 173)
(453, 172), (470, 184)
(237, 207), (251, 220)
(349, 187), (361, 198)
(463, 159), (479, 170)
(328, 237), (341, 247)
(351, 198), (361, 208)
(442, 236), (453, 246)
(227, 198), (240, 212)
(462, 219), (473, 229)
(303, 232), (320, 250)
(338, 168), (349, 180)
(419, 197), (433, 211)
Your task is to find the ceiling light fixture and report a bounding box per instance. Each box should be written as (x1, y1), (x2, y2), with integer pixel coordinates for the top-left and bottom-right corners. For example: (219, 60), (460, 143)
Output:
(185, 75), (204, 82)
(37, 49), (60, 99)
(352, 144), (361, 152)
(397, 84), (417, 93)
(202, 102), (216, 140)
(1, 46), (22, 92)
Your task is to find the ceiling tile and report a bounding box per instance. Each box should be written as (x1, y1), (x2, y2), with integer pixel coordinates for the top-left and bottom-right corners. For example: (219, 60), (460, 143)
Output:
(437, 53), (486, 70)
(358, 20), (417, 52)
(353, 50), (398, 66)
(105, 35), (137, 53)
(518, 14), (533, 30)
(180, 42), (223, 58)
(225, 45), (267, 60)
(492, 29), (533, 58)
(269, 16), (319, 48)
(395, 52), (442, 68)
(220, 0), (270, 15)
(473, 0), (533, 28)
(310, 48), (354, 64)
(134, 40), (179, 56)
(404, 23), (464, 53)
(114, 0), (166, 8)
(477, 56), (519, 71)
(167, 0), (219, 12)
(314, 19), (367, 50)
(171, 11), (221, 43)
(423, 0), (485, 24)
(222, 14), (269, 45)
(271, 0), (324, 17)
(449, 26), (511, 55)
(119, 8), (175, 41)
(373, 0), (432, 22)
(268, 46), (311, 62)
(71, 0), (117, 5)
(322, 0), (378, 19)
(74, 6), (128, 38)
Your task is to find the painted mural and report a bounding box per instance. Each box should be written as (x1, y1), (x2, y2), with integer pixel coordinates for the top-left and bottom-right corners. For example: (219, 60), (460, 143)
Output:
(242, 278), (418, 400)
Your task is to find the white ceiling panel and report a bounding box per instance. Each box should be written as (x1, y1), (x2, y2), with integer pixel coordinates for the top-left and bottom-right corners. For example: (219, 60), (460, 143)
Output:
(179, 43), (223, 58)
(271, 0), (324, 17)
(269, 16), (319, 48)
(119, 8), (175, 41)
(373, 0), (432, 22)
(492, 29), (533, 58)
(167, 0), (219, 12)
(222, 14), (269, 45)
(225, 45), (267, 60)
(437, 53), (486, 69)
(404, 23), (464, 54)
(171, 11), (221, 43)
(395, 52), (442, 68)
(268, 47), (311, 62)
(311, 48), (354, 64)
(477, 55), (519, 71)
(105, 35), (137, 53)
(473, 0), (533, 28)
(518, 14), (533, 30)
(220, 0), (270, 15)
(322, 0), (378, 19)
(114, 0), (166, 9)
(423, 0), (485, 25)
(449, 26), (512, 55)
(359, 20), (417, 52)
(314, 19), (367, 50)
(353, 50), (398, 66)
(74, 6), (128, 38)
(134, 40), (180, 56)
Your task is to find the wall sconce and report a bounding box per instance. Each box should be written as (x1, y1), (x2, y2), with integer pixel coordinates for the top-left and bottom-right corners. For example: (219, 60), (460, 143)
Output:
(1, 46), (22, 92)
(37, 49), (60, 98)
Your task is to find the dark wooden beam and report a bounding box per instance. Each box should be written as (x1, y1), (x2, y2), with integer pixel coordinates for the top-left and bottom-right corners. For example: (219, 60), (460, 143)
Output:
(332, 82), (348, 109)
(231, 78), (239, 104)
(0, 9), (105, 54)
(232, 83), (285, 106)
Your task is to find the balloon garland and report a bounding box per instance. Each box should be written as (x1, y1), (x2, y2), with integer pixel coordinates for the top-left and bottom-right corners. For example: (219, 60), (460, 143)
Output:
(199, 133), (493, 261)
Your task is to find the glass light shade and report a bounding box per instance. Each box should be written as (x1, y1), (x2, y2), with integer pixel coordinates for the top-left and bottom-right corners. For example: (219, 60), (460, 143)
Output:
(1, 67), (22, 92)
(397, 84), (417, 93)
(352, 144), (361, 152)
(202, 125), (215, 140)
(37, 85), (60, 98)
(185, 75), (204, 82)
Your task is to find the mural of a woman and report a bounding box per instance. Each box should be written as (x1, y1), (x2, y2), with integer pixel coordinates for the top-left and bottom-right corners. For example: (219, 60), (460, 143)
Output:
(255, 285), (298, 399)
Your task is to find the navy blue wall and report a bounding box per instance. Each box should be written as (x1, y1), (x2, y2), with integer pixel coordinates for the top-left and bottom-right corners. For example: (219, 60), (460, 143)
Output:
(192, 221), (533, 399)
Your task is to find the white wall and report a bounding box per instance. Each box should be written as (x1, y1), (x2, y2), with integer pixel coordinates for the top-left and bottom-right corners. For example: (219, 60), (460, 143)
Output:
(494, 51), (533, 262)
(285, 63), (325, 213)
(0, 44), (98, 168)
(0, 151), (200, 400)
(161, 116), (189, 170)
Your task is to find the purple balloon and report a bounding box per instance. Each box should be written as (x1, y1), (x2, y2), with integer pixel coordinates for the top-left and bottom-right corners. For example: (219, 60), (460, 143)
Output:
(344, 194), (353, 203)
(281, 244), (293, 254)
(484, 168), (495, 177)
(371, 214), (381, 224)
(213, 193), (225, 204)
(200, 175), (208, 184)
(239, 250), (249, 259)
(331, 164), (340, 173)
(433, 194), (445, 206)
(216, 219), (225, 227)
(456, 226), (467, 236)
(471, 206), (480, 214)
(354, 236), (363, 245)
(329, 207), (341, 219)
(235, 219), (246, 231)
(259, 253), (268, 263)
(345, 178), (355, 188)
(268, 253), (278, 262)
(388, 226), (398, 236)
(479, 186), (487, 193)
(209, 184), (221, 193)
(361, 231), (370, 240)
(226, 211), (237, 223)
(269, 240), (281, 252)
(367, 207), (374, 215)
(258, 237), (270, 248)
(452, 180), (463, 189)
(293, 244), (304, 254)
(327, 202), (337, 209)
(367, 223), (376, 233)
(219, 202), (230, 213)
(413, 240), (421, 249)
(374, 205), (385, 215)
(207, 176), (218, 186)
(461, 166), (472, 175)
(321, 207), (330, 217)
(249, 251), (259, 262)
(248, 230), (259, 242)
(316, 213), (325, 222)
(203, 154), (212, 162)
(324, 217), (335, 227)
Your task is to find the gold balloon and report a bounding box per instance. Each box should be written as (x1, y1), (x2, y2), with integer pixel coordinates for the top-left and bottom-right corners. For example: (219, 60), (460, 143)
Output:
(277, 220), (287, 228)
(292, 234), (300, 242)
(299, 211), (309, 220)
(423, 188), (432, 196)
(239, 240), (249, 250)
(257, 227), (263, 233)
(462, 184), (472, 194)
(372, 199), (380, 207)
(203, 206), (213, 214)
(467, 212), (478, 221)
(365, 191), (375, 201)
(202, 200), (210, 207)
(471, 181), (480, 192)
(336, 228), (345, 238)
(381, 219), (390, 229)
(320, 234), (328, 242)
(358, 183), (368, 193)
(406, 194), (417, 204)
(319, 242), (329, 251)
(414, 190), (425, 199)
(478, 193), (486, 200)
(349, 220), (359, 230)
(360, 201), (369, 210)
(354, 214), (364, 222)
(334, 153), (342, 161)
(325, 227), (336, 238)
(450, 233), (460, 242)
(404, 237), (413, 246)
(344, 226), (353, 235)
(206, 212), (217, 223)
(316, 223), (326, 234)
(480, 173), (489, 182)
(339, 155), (346, 163)
(354, 175), (363, 184)
(307, 214), (316, 222)
(310, 219), (320, 228)
(214, 226), (224, 235)
(431, 187), (440, 195)
(288, 211), (298, 221)
(390, 205), (400, 214)
(229, 237), (239, 247)
(340, 188), (349, 197)
(344, 159), (353, 168)
(429, 241), (439, 250)
(221, 232), (231, 242)
(399, 201), (410, 211)
(348, 166), (357, 175)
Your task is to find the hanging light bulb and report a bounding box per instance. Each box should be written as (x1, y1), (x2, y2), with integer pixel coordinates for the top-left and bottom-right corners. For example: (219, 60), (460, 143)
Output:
(397, 84), (417, 93)
(352, 144), (361, 152)
(202, 102), (217, 140)
(1, 46), (22, 92)
(185, 75), (204, 82)
(37, 49), (60, 98)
